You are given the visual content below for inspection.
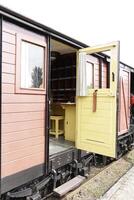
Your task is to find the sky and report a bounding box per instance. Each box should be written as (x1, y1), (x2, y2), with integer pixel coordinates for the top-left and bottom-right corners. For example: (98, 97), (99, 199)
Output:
(0, 0), (134, 67)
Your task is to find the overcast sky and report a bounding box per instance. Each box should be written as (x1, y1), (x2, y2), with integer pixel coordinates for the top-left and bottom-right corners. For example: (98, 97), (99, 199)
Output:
(1, 0), (134, 67)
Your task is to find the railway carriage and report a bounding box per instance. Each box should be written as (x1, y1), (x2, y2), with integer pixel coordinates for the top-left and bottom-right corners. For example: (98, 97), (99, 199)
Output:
(0, 5), (134, 199)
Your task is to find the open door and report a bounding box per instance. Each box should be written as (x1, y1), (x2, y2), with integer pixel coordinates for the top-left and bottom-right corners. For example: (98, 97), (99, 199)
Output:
(76, 41), (120, 158)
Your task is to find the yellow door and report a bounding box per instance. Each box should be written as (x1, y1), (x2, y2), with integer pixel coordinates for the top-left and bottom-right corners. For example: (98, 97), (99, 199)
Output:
(76, 41), (120, 158)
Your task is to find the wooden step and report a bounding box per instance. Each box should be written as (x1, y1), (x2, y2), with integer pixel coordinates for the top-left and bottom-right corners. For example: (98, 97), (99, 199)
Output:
(53, 175), (85, 197)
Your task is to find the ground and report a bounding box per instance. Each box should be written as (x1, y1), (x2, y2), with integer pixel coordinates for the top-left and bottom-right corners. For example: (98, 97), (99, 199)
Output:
(100, 166), (134, 200)
(61, 149), (134, 200)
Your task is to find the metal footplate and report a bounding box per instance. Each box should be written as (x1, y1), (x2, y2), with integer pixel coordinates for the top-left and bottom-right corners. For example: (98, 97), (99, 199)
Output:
(53, 175), (85, 197)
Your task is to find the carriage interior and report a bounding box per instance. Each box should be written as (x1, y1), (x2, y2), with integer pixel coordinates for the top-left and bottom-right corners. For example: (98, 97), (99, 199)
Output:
(49, 39), (77, 156)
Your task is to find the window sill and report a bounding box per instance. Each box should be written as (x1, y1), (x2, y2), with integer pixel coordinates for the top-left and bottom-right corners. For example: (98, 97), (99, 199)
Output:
(15, 87), (46, 95)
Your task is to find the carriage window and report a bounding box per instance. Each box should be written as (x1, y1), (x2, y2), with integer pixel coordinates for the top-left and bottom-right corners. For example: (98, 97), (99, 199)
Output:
(87, 59), (109, 89)
(77, 52), (110, 96)
(21, 41), (44, 89)
(86, 61), (94, 89)
(77, 42), (119, 97)
(16, 34), (46, 94)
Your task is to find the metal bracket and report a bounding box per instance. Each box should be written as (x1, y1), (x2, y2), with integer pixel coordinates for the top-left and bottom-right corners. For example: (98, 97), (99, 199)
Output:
(26, 192), (41, 200)
(7, 188), (32, 198)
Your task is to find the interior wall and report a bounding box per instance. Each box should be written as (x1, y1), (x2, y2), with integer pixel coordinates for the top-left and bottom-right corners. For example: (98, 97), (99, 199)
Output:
(51, 46), (76, 102)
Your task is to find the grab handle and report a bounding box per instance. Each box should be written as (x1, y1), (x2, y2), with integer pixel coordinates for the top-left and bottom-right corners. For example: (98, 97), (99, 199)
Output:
(93, 89), (98, 112)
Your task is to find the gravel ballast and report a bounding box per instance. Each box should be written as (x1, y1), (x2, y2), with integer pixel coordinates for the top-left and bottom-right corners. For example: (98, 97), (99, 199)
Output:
(62, 150), (134, 200)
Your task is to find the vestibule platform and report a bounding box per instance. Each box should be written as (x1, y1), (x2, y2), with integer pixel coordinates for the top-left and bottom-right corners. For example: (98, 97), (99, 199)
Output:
(49, 136), (74, 156)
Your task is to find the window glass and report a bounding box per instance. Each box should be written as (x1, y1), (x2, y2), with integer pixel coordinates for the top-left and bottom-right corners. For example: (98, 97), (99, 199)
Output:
(21, 41), (44, 89)
(86, 61), (94, 89)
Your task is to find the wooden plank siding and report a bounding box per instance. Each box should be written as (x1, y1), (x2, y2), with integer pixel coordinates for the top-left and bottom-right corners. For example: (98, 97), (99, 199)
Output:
(2, 128), (44, 143)
(2, 152), (44, 177)
(118, 70), (130, 135)
(102, 63), (107, 88)
(2, 63), (15, 74)
(1, 21), (46, 178)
